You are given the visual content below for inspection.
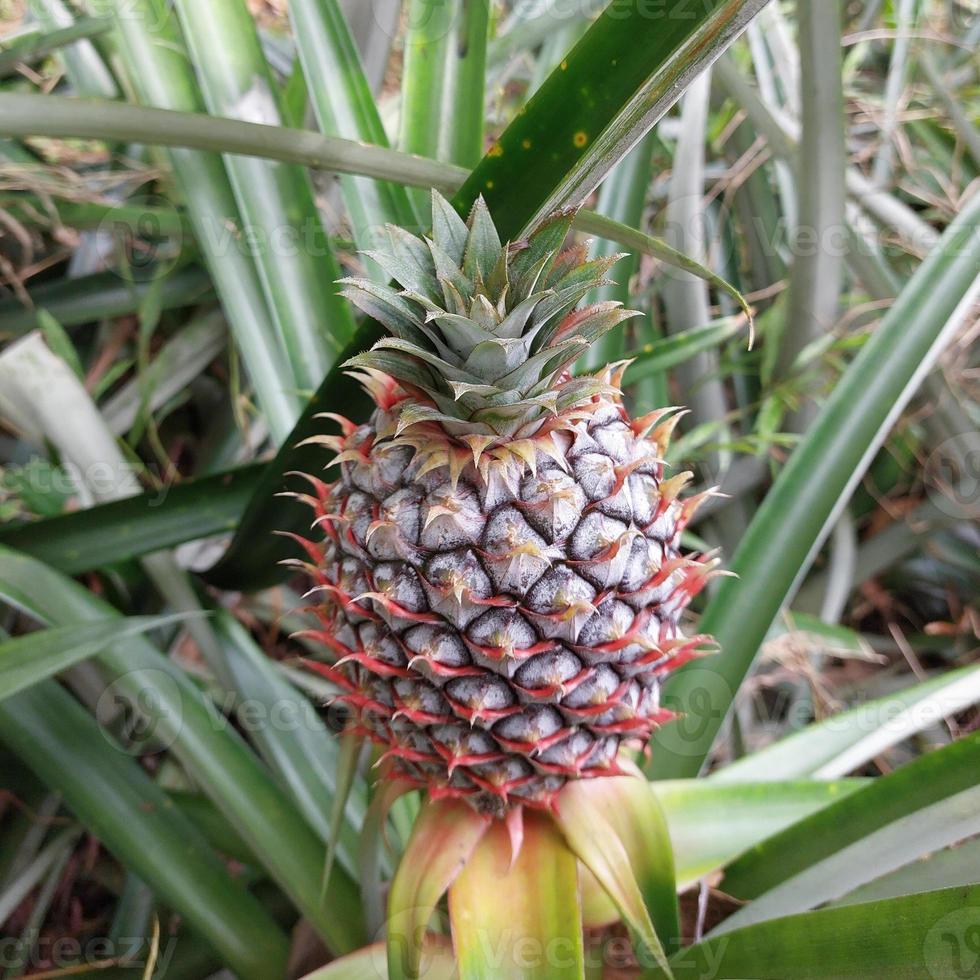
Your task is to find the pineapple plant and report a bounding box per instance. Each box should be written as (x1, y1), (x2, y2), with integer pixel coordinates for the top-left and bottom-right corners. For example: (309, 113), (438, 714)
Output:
(295, 192), (714, 815)
(289, 191), (716, 972)
(2, 1), (978, 978)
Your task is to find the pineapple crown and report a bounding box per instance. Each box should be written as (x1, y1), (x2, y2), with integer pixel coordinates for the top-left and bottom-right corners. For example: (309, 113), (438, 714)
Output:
(339, 192), (640, 440)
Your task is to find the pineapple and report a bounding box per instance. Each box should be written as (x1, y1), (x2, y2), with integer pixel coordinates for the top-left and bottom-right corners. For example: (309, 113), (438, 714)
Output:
(293, 192), (714, 818)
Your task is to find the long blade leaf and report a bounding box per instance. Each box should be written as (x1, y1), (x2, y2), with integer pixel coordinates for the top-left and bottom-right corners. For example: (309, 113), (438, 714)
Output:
(453, 0), (771, 238)
(648, 884), (980, 979)
(0, 614), (191, 701)
(0, 680), (289, 980)
(648, 174), (980, 779)
(0, 547), (366, 954)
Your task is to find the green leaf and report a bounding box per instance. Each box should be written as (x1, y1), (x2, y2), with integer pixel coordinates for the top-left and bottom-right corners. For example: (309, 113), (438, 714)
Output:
(775, 0), (846, 381)
(89, 0), (300, 442)
(0, 457), (71, 519)
(576, 212), (754, 339)
(0, 464), (262, 575)
(27, 0), (117, 98)
(0, 267), (212, 338)
(168, 792), (254, 864)
(0, 91), (468, 194)
(0, 680), (289, 979)
(712, 663), (980, 784)
(0, 614), (191, 701)
(449, 811), (584, 980)
(288, 0), (416, 247)
(618, 317), (747, 385)
(35, 309), (83, 379)
(401, 0), (490, 219)
(453, 0), (772, 239)
(716, 733), (980, 932)
(832, 835), (980, 907)
(300, 938), (457, 980)
(578, 131), (657, 371)
(172, 0), (354, 388)
(0, 547), (366, 955)
(213, 611), (364, 879)
(553, 775), (674, 977)
(591, 770), (681, 954)
(0, 15), (111, 77)
(321, 730), (362, 903)
(387, 798), (489, 980)
(203, 321), (381, 591)
(648, 884), (980, 979)
(648, 171), (980, 780)
(103, 312), (227, 437)
(652, 779), (869, 891)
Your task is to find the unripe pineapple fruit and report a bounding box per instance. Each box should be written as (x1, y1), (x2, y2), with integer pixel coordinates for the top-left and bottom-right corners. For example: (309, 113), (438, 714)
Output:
(293, 193), (714, 817)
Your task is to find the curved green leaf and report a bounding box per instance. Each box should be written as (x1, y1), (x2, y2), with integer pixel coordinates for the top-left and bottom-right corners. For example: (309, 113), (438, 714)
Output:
(711, 663), (980, 784)
(649, 171), (980, 780)
(0, 547), (366, 954)
(553, 776), (674, 977)
(0, 614), (191, 701)
(0, 680), (289, 980)
(578, 132), (657, 371)
(575, 211), (754, 329)
(653, 779), (869, 890)
(453, 0), (771, 239)
(716, 733), (980, 931)
(648, 884), (980, 979)
(0, 464), (262, 575)
(592, 771), (681, 953)
(387, 798), (488, 980)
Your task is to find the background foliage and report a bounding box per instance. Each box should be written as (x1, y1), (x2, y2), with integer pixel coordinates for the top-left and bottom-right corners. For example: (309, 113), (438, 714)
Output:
(0, 0), (977, 977)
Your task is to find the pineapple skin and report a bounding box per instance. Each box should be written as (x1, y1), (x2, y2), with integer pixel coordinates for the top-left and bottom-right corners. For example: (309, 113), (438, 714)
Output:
(296, 372), (711, 817)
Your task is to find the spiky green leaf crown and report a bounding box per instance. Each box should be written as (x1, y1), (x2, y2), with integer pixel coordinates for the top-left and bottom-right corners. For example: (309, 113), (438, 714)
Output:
(340, 192), (639, 439)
